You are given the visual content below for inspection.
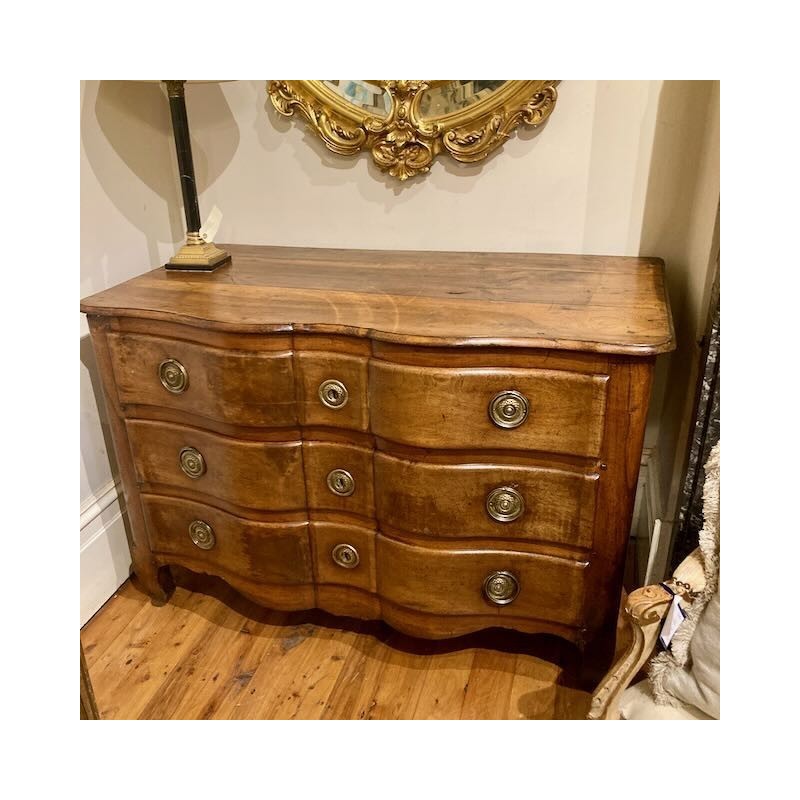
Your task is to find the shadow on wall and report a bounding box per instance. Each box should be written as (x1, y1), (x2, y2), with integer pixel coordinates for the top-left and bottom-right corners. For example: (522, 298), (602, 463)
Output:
(260, 80), (553, 202)
(82, 81), (240, 261)
(636, 79), (718, 524)
(81, 331), (136, 588)
(80, 333), (119, 486)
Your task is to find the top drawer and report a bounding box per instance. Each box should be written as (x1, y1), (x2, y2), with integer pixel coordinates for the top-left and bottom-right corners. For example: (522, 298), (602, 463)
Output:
(107, 333), (296, 427)
(369, 361), (608, 457)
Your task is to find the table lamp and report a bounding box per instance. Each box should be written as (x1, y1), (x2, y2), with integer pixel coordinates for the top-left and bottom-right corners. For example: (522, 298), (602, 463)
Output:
(163, 80), (231, 271)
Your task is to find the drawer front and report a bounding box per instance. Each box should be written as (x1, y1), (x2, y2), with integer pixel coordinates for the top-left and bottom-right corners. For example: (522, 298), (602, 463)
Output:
(374, 453), (598, 548)
(376, 537), (587, 628)
(369, 361), (608, 457)
(107, 332), (296, 426)
(311, 522), (377, 594)
(296, 352), (368, 431)
(303, 441), (375, 519)
(142, 496), (312, 584)
(127, 420), (305, 511)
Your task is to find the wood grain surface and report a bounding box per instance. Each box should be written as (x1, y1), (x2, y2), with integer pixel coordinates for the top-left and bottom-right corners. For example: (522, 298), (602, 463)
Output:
(302, 440), (375, 520)
(310, 521), (378, 595)
(107, 331), (296, 427)
(583, 358), (655, 637)
(369, 361), (608, 456)
(82, 245), (673, 676)
(81, 244), (675, 354)
(81, 575), (593, 719)
(295, 351), (369, 430)
(142, 496), (313, 585)
(374, 452), (598, 548)
(87, 317), (173, 602)
(376, 536), (587, 628)
(127, 419), (305, 512)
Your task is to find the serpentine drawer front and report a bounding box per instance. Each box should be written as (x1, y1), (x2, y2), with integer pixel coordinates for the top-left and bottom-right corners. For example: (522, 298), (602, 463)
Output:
(108, 332), (297, 427)
(82, 244), (674, 675)
(374, 452), (599, 548)
(369, 361), (609, 456)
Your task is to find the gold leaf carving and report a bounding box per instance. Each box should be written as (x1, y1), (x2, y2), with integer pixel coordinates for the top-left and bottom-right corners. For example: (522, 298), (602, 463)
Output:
(268, 80), (558, 181)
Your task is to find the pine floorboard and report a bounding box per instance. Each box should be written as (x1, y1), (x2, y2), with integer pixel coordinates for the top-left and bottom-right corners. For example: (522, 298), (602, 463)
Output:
(81, 568), (593, 720)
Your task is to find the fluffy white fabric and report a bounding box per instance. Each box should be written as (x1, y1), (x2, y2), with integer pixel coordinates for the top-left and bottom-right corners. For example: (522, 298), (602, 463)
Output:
(648, 441), (720, 718)
(659, 591), (720, 718)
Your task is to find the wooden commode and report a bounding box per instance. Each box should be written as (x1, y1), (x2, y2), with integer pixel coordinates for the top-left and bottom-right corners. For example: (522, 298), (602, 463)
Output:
(81, 244), (674, 675)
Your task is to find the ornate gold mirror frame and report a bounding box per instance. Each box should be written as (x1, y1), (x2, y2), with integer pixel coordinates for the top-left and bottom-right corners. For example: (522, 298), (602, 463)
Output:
(268, 80), (558, 181)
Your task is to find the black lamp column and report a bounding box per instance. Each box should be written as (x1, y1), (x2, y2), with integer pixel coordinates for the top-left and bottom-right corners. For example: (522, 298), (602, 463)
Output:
(163, 80), (230, 271)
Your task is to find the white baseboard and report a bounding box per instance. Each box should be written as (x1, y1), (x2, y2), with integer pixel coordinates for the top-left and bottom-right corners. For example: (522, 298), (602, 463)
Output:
(80, 480), (131, 626)
(631, 448), (671, 585)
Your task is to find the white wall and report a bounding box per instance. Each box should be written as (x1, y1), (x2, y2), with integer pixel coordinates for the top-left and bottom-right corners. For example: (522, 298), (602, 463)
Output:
(641, 81), (721, 568)
(189, 80), (662, 253)
(80, 79), (719, 620)
(80, 80), (185, 623)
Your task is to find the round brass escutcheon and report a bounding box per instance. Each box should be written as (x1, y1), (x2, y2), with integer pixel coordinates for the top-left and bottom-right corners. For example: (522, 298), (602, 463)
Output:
(327, 468), (355, 497)
(159, 358), (188, 394)
(489, 390), (529, 429)
(483, 571), (520, 605)
(318, 379), (349, 409)
(486, 486), (525, 523)
(188, 520), (215, 550)
(179, 447), (206, 479)
(331, 543), (360, 569)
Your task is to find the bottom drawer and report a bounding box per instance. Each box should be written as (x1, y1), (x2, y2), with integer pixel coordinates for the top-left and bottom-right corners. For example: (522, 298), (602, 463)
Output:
(141, 496), (313, 585)
(376, 536), (588, 628)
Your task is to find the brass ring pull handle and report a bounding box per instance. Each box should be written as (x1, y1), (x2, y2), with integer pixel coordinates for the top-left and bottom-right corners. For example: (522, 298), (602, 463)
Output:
(318, 379), (349, 409)
(483, 571), (520, 605)
(489, 390), (529, 428)
(189, 520), (215, 550)
(179, 447), (206, 479)
(159, 358), (188, 393)
(486, 486), (525, 523)
(327, 468), (355, 497)
(331, 543), (360, 569)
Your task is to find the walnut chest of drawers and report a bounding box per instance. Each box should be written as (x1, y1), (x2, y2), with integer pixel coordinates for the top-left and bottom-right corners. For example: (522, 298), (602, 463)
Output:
(82, 244), (674, 672)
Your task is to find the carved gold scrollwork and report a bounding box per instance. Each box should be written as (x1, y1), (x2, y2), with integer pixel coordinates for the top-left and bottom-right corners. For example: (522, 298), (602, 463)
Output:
(442, 83), (557, 162)
(268, 80), (558, 181)
(269, 80), (368, 156)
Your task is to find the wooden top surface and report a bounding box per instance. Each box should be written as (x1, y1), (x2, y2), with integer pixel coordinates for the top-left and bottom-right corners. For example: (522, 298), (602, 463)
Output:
(81, 244), (675, 355)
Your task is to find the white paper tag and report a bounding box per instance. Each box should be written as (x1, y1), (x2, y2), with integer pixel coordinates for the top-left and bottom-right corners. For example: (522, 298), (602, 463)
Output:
(658, 594), (687, 649)
(200, 205), (223, 243)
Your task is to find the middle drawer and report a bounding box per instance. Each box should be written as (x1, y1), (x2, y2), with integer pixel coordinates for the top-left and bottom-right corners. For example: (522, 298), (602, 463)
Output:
(375, 452), (598, 548)
(127, 420), (374, 518)
(127, 420), (305, 511)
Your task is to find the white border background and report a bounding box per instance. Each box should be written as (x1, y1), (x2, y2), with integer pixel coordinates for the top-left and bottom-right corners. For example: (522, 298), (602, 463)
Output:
(3, 0), (793, 794)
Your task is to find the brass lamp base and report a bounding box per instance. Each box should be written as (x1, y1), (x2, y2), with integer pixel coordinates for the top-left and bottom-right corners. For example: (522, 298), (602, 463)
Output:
(166, 233), (231, 271)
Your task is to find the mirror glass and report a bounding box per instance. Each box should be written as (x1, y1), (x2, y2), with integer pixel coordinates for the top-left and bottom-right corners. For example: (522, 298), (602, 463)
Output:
(323, 80), (391, 118)
(323, 80), (511, 120)
(419, 80), (508, 118)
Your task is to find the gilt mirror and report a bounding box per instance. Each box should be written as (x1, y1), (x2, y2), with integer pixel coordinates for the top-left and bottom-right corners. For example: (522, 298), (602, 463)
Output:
(268, 80), (558, 181)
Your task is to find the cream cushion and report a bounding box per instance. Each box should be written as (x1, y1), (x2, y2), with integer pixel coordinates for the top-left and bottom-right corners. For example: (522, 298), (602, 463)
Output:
(619, 681), (712, 720)
(658, 591), (720, 718)
(620, 591), (720, 720)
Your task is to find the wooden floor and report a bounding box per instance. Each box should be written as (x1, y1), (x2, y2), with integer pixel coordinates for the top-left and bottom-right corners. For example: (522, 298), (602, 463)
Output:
(81, 568), (594, 720)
